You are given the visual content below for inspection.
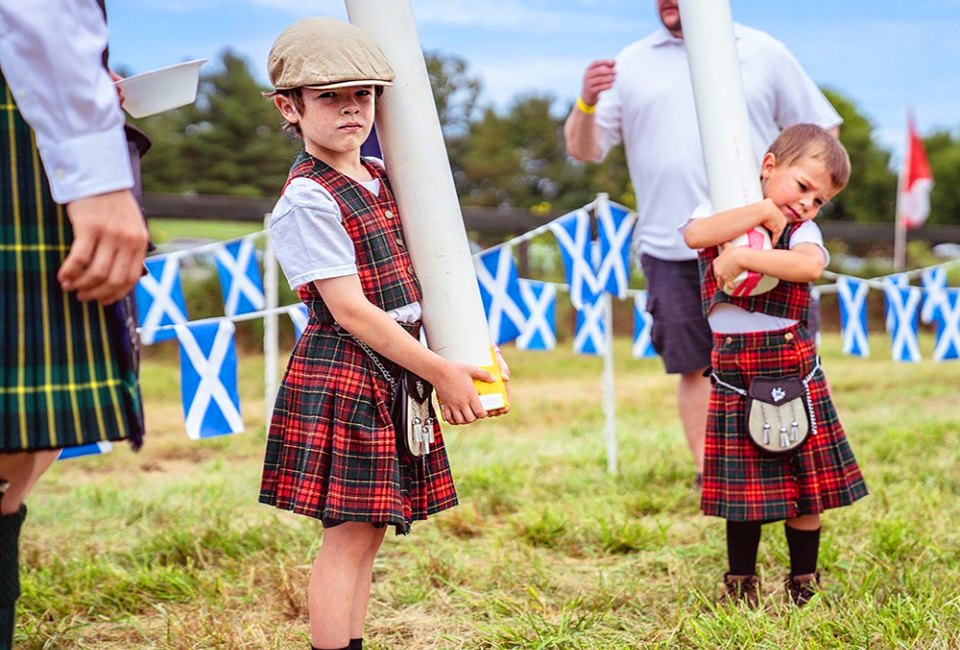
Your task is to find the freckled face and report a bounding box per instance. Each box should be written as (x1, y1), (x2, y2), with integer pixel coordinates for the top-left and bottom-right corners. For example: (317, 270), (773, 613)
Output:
(284, 85), (376, 159)
(760, 154), (839, 223)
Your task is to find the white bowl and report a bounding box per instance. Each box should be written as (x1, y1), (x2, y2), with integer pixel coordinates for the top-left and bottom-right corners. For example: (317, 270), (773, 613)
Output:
(115, 59), (207, 118)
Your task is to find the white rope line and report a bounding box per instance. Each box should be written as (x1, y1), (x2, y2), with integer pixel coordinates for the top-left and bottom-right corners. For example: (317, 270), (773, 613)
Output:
(819, 257), (960, 291)
(137, 303), (295, 335)
(479, 199), (607, 254)
(147, 230), (266, 261)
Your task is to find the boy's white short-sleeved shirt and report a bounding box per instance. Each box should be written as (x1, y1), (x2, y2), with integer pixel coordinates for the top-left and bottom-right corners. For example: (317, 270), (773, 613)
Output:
(270, 176), (369, 289)
(594, 23), (841, 262)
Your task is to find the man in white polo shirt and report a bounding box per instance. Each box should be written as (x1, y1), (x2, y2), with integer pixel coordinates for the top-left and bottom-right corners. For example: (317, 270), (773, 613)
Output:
(564, 0), (840, 487)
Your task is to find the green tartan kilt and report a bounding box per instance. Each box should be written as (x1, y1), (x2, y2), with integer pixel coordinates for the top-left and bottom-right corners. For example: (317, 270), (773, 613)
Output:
(0, 77), (143, 452)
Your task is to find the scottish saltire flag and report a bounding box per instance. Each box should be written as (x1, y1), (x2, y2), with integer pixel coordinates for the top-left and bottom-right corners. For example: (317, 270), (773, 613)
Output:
(516, 280), (556, 351)
(932, 288), (960, 361)
(573, 289), (607, 356)
(883, 285), (922, 362)
(550, 209), (599, 310)
(174, 321), (244, 439)
(882, 273), (910, 332)
(214, 237), (265, 317)
(58, 441), (113, 460)
(837, 276), (870, 357)
(595, 200), (636, 299)
(288, 303), (310, 342)
(136, 255), (189, 345)
(474, 246), (529, 345)
(632, 291), (656, 358)
(921, 266), (948, 325)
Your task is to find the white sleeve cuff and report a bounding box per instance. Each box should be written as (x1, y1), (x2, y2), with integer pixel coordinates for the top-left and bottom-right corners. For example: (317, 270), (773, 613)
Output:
(38, 126), (134, 204)
(288, 264), (359, 290)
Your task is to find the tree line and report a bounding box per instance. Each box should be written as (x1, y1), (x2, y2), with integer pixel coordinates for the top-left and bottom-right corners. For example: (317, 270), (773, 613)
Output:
(131, 50), (960, 225)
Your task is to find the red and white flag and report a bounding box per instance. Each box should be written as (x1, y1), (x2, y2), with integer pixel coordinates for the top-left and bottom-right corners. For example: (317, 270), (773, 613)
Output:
(896, 114), (934, 230)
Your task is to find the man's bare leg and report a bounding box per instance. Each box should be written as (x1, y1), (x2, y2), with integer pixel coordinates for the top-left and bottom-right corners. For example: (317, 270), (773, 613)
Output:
(678, 368), (710, 474)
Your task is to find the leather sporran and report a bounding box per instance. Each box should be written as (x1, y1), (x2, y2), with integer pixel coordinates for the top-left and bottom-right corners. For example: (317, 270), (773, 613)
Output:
(344, 330), (438, 463)
(744, 375), (811, 455)
(390, 371), (436, 463)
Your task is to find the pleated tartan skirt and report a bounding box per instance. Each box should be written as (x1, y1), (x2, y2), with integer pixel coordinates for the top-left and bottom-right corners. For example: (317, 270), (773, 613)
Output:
(259, 319), (458, 534)
(701, 323), (867, 522)
(0, 77), (143, 452)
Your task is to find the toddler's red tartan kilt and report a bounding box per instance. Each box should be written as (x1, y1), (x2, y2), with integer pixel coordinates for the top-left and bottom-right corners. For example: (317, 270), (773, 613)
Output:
(701, 323), (867, 522)
(259, 321), (457, 534)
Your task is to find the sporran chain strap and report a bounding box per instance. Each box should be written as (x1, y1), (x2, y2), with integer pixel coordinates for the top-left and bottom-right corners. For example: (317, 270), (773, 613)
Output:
(348, 333), (398, 391)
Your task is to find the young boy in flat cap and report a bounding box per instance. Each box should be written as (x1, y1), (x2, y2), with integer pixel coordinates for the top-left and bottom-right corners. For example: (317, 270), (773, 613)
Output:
(259, 17), (507, 650)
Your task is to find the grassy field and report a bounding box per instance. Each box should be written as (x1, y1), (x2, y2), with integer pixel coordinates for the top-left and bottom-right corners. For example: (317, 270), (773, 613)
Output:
(19, 335), (960, 649)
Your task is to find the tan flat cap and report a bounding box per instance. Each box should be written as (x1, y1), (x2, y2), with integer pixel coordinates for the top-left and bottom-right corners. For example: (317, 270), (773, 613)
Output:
(268, 17), (395, 91)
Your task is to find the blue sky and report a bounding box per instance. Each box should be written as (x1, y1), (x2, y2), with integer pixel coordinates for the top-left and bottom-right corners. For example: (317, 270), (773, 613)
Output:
(107, 0), (959, 163)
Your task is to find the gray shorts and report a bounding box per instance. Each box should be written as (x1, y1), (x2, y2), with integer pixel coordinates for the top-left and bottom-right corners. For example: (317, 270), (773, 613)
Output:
(639, 253), (713, 374)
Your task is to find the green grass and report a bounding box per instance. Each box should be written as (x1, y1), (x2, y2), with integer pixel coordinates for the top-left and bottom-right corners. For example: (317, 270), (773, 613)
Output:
(19, 335), (960, 648)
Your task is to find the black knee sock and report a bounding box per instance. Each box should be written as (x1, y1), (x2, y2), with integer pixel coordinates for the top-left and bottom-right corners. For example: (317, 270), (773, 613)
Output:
(785, 524), (820, 576)
(349, 639), (363, 650)
(311, 646), (349, 650)
(726, 520), (762, 575)
(0, 504), (27, 650)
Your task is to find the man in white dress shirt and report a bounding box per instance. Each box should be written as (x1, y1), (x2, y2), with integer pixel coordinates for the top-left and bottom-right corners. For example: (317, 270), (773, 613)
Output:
(0, 1), (149, 645)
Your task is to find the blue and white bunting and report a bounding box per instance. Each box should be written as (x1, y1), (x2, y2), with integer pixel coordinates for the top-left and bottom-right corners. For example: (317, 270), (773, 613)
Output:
(837, 276), (870, 357)
(288, 303), (310, 342)
(632, 291), (657, 358)
(932, 288), (960, 361)
(882, 273), (910, 332)
(214, 238), (265, 317)
(516, 279), (557, 351)
(474, 246), (529, 345)
(595, 200), (636, 299)
(58, 441), (113, 460)
(573, 289), (607, 355)
(550, 209), (599, 310)
(136, 256), (189, 345)
(921, 266), (948, 325)
(174, 321), (244, 440)
(883, 285), (922, 362)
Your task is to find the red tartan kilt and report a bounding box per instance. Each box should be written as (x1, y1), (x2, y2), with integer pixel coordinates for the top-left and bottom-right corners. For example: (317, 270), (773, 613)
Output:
(701, 323), (867, 522)
(259, 321), (457, 533)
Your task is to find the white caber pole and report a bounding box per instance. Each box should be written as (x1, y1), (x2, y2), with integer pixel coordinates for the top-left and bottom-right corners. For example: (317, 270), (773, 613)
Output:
(679, 0), (778, 296)
(345, 0), (507, 410)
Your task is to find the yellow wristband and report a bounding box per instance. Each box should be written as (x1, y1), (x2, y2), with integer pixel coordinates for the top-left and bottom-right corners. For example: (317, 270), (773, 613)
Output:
(576, 96), (597, 114)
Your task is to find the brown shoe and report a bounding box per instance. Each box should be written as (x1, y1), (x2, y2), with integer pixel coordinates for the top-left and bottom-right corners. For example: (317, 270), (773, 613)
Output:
(720, 573), (761, 608)
(784, 571), (820, 606)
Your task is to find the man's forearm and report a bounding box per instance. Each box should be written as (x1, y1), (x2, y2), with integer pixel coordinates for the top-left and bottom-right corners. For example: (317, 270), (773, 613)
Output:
(564, 109), (603, 162)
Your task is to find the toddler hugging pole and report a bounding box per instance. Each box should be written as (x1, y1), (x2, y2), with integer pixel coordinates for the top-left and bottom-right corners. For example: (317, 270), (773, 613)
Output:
(679, 0), (777, 296)
(345, 0), (509, 411)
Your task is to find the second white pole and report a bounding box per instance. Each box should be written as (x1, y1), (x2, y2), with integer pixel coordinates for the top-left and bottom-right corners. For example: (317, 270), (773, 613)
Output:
(679, 0), (778, 297)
